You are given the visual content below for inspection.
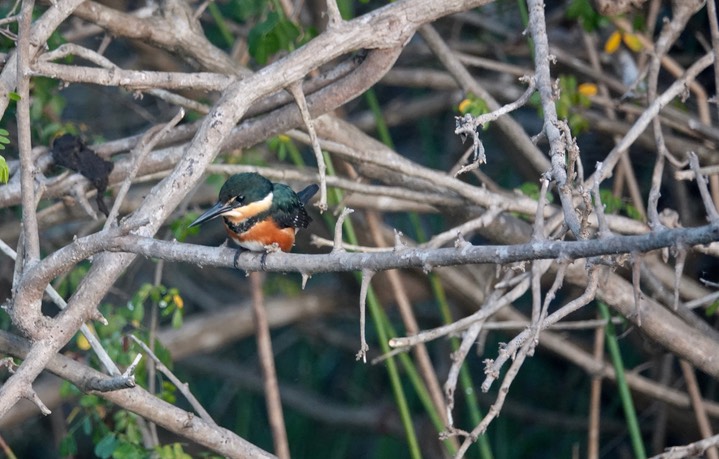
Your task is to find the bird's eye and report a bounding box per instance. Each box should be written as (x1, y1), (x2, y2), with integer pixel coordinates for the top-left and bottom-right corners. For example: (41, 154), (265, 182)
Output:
(236, 195), (244, 204)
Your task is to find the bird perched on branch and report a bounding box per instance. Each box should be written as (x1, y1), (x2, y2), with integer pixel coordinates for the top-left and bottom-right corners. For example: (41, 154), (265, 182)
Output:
(189, 173), (319, 260)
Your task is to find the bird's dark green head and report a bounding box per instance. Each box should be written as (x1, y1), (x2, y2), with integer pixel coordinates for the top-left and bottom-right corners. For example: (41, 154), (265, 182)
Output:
(219, 173), (273, 204)
(189, 173), (273, 227)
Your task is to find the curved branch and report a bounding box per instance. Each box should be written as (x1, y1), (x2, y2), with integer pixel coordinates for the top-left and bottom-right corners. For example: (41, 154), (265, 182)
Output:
(0, 330), (274, 459)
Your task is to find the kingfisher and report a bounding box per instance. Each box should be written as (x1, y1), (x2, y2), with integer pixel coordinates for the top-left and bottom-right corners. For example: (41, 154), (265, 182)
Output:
(189, 173), (319, 257)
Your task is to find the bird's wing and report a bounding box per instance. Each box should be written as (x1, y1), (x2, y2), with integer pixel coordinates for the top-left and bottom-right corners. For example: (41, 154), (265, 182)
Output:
(272, 184), (313, 229)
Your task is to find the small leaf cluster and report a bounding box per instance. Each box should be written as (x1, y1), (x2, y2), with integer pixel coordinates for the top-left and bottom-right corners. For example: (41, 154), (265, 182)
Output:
(59, 390), (198, 458)
(130, 283), (185, 331)
(58, 387), (148, 458)
(0, 153), (8, 184)
(208, 0), (316, 65)
(248, 11), (302, 64)
(706, 301), (719, 317)
(60, 279), (190, 457)
(555, 75), (593, 135)
(267, 134), (304, 164)
(457, 93), (490, 128)
(517, 182), (555, 204)
(596, 189), (642, 221)
(171, 214), (201, 242)
(566, 0), (607, 32)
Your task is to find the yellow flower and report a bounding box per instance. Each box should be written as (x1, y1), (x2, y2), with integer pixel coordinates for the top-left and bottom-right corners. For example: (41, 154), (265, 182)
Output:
(622, 32), (643, 52)
(604, 31), (622, 54)
(578, 83), (598, 97)
(605, 30), (643, 54)
(173, 293), (184, 309)
(77, 333), (91, 351)
(458, 99), (472, 114)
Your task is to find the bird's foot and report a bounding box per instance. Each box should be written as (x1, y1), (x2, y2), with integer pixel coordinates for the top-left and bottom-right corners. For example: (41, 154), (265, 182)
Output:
(260, 243), (282, 271)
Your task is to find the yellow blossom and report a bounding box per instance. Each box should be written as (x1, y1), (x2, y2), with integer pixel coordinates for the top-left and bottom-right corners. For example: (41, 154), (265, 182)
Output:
(622, 32), (643, 52)
(604, 30), (622, 54)
(578, 83), (598, 97)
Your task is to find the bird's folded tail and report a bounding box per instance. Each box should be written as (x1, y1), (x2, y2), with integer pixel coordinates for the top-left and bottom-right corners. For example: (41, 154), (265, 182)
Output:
(297, 184), (320, 204)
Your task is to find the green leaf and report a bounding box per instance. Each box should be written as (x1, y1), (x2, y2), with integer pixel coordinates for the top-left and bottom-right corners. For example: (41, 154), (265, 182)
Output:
(229, 0), (266, 22)
(457, 93), (490, 125)
(277, 140), (287, 161)
(132, 283), (152, 308)
(156, 443), (193, 459)
(599, 189), (623, 214)
(248, 12), (280, 64)
(171, 214), (201, 242)
(125, 418), (141, 444)
(0, 156), (8, 184)
(207, 2), (234, 47)
(113, 410), (129, 431)
(150, 285), (163, 304)
(111, 441), (145, 459)
(80, 394), (101, 408)
(517, 182), (554, 204)
(625, 204), (643, 221)
(160, 380), (177, 404)
(706, 300), (719, 317)
(247, 12), (301, 64)
(131, 297), (145, 322)
(60, 380), (81, 398)
(566, 0), (605, 32)
(154, 342), (174, 369)
(95, 433), (118, 458)
(60, 435), (78, 456)
(172, 308), (183, 329)
(82, 415), (93, 435)
(8, 92), (20, 101)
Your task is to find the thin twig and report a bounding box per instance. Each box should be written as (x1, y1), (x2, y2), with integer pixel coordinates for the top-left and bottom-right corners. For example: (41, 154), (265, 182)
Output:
(390, 274), (531, 349)
(332, 207), (353, 252)
(104, 109), (185, 229)
(423, 206), (505, 249)
(418, 24), (550, 174)
(311, 235), (392, 252)
(481, 267), (601, 392)
(651, 433), (719, 459)
(288, 81), (327, 211)
(129, 335), (217, 427)
(690, 152), (719, 222)
(249, 271), (289, 459)
(365, 210), (452, 434)
(22, 387), (50, 415)
(679, 360), (719, 459)
(588, 52), (714, 190)
(356, 269), (373, 363)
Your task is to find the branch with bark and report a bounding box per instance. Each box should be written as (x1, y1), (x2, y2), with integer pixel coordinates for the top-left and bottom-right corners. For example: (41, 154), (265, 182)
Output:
(1, 0), (719, 457)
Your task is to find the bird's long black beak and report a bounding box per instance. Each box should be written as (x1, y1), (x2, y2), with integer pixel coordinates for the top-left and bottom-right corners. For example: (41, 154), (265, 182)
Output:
(188, 201), (232, 228)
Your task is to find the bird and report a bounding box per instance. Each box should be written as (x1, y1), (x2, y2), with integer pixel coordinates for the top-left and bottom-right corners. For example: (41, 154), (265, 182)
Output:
(189, 173), (319, 257)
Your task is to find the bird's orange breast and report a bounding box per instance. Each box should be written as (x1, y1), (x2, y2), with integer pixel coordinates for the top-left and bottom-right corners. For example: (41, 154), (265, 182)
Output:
(226, 218), (296, 252)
